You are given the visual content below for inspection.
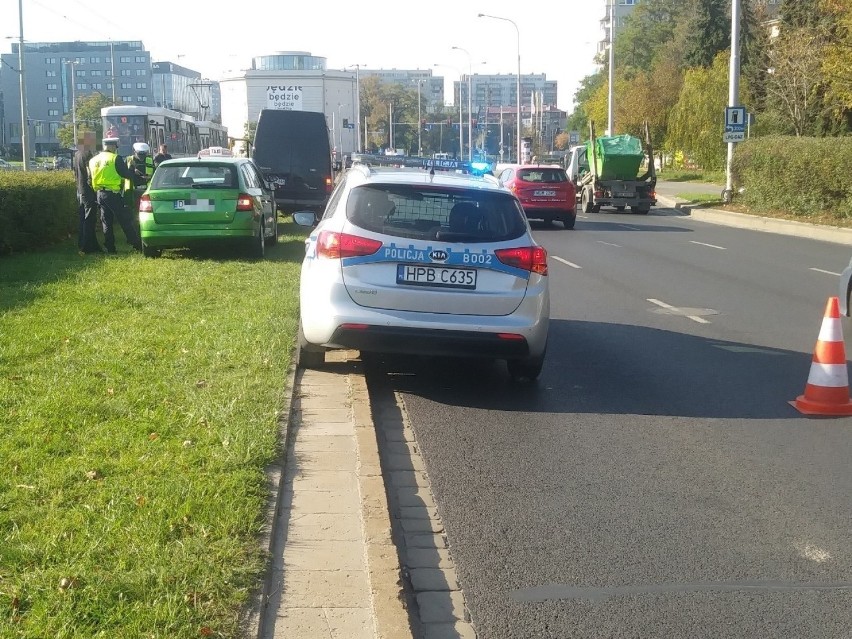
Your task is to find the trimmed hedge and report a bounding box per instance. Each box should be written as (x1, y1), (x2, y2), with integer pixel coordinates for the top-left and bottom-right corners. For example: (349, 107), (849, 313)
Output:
(0, 171), (77, 255)
(731, 136), (852, 221)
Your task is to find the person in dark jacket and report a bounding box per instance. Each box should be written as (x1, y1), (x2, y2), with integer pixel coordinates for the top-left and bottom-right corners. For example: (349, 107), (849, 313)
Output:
(89, 137), (141, 253)
(73, 131), (102, 254)
(153, 144), (172, 168)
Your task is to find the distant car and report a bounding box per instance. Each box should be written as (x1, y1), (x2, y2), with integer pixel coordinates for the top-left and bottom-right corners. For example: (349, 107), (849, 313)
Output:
(137, 156), (277, 258)
(498, 164), (577, 229)
(0, 159), (11, 170)
(293, 158), (550, 382)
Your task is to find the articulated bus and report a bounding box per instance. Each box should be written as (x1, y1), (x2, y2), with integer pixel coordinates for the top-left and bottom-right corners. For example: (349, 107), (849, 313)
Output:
(196, 120), (229, 150)
(101, 105), (206, 158)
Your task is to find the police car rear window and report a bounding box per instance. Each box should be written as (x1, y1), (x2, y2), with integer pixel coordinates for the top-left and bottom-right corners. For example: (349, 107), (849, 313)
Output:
(346, 185), (527, 243)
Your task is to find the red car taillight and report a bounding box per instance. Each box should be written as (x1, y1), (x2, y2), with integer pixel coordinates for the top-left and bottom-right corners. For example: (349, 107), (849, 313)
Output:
(236, 193), (254, 211)
(138, 194), (152, 213)
(495, 246), (548, 276)
(325, 176), (334, 194)
(316, 231), (383, 259)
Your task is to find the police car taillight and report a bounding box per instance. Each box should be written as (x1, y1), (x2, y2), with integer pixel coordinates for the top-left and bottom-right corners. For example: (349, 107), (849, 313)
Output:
(316, 231), (382, 259)
(494, 246), (548, 276)
(236, 194), (254, 211)
(138, 194), (153, 213)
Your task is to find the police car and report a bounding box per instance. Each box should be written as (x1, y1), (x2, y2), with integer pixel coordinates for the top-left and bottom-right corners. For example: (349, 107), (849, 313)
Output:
(293, 154), (550, 382)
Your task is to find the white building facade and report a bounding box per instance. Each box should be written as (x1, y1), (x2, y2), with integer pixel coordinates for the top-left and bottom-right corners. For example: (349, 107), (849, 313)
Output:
(219, 52), (358, 156)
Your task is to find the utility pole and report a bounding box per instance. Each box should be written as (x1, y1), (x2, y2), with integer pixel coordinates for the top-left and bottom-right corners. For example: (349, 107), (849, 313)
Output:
(607, 0), (615, 136)
(724, 0), (742, 203)
(18, 0), (29, 171)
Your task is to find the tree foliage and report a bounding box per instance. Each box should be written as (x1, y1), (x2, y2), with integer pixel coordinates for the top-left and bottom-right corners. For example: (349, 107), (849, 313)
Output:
(821, 0), (852, 111)
(56, 93), (113, 149)
(684, 0), (730, 68)
(666, 52), (732, 169)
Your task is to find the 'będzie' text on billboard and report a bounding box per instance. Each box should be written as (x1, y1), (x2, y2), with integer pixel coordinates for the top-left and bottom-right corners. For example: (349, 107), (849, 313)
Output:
(266, 86), (303, 110)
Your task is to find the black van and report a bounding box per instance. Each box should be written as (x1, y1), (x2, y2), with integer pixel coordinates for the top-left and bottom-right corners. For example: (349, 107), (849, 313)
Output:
(252, 109), (334, 214)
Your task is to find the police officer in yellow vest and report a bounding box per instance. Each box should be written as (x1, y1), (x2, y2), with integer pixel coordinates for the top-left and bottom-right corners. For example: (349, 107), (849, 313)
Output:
(89, 137), (142, 253)
(124, 142), (154, 214)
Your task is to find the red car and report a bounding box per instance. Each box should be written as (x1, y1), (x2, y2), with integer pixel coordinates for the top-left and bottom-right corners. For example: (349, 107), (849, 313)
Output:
(497, 164), (576, 229)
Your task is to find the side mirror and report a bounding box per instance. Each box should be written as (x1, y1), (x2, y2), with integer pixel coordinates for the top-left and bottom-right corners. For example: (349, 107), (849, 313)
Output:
(293, 211), (317, 227)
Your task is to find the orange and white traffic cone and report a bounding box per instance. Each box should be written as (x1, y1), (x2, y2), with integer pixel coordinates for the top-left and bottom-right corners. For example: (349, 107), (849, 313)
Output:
(790, 296), (852, 416)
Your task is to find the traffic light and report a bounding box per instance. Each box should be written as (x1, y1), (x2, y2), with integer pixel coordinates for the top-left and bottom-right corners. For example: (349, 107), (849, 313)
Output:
(342, 118), (349, 128)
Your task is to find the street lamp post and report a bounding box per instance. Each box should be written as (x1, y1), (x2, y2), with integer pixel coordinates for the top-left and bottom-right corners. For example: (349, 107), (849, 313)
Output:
(478, 13), (521, 164)
(17, 0), (29, 171)
(345, 64), (363, 152)
(414, 79), (423, 156)
(66, 60), (78, 144)
(607, 0), (615, 136)
(452, 46), (473, 161)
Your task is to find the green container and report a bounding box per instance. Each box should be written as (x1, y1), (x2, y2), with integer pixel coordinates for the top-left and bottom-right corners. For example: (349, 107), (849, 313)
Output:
(586, 134), (644, 180)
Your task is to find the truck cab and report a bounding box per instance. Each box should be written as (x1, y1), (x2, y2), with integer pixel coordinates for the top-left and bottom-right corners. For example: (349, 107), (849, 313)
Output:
(565, 144), (589, 186)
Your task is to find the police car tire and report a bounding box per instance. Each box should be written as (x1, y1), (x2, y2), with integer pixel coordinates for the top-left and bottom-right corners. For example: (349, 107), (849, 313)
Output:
(297, 321), (325, 369)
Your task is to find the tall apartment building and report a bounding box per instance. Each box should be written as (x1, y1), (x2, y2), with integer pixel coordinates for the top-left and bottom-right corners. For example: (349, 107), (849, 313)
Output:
(0, 41), (153, 156)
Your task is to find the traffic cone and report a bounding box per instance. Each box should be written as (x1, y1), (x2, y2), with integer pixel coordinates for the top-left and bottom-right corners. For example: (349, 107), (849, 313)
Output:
(790, 296), (852, 416)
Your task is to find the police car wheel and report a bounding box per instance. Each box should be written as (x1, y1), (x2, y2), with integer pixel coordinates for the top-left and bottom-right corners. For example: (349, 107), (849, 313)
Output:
(251, 222), (265, 259)
(507, 354), (544, 383)
(142, 244), (160, 258)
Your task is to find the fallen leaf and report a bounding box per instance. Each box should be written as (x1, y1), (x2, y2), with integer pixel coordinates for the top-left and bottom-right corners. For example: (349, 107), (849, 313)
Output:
(148, 432), (159, 441)
(85, 469), (101, 480)
(195, 380), (207, 388)
(199, 626), (213, 636)
(183, 440), (194, 447)
(135, 495), (146, 507)
(107, 388), (114, 396)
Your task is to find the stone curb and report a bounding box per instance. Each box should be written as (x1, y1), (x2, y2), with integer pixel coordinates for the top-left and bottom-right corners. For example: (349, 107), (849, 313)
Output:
(351, 366), (417, 639)
(655, 194), (852, 246)
(241, 356), (298, 639)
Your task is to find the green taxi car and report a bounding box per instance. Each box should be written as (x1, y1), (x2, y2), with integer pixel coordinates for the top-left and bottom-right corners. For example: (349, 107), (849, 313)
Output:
(138, 154), (278, 258)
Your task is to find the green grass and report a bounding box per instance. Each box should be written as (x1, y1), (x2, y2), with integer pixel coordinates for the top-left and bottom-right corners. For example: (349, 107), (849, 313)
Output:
(656, 168), (726, 184)
(677, 192), (726, 207)
(0, 221), (307, 638)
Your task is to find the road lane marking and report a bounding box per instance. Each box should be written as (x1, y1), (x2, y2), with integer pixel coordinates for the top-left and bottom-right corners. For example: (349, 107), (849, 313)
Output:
(690, 240), (726, 250)
(619, 224), (641, 230)
(648, 298), (711, 324)
(551, 256), (581, 269)
(597, 241), (622, 247)
(795, 543), (832, 563)
(810, 268), (841, 276)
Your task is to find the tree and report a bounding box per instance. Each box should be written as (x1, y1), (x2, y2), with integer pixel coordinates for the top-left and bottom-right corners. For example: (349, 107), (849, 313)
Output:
(684, 0), (730, 68)
(566, 72), (605, 134)
(615, 0), (693, 75)
(765, 26), (828, 136)
(666, 51), (733, 169)
(821, 0), (852, 111)
(56, 92), (112, 149)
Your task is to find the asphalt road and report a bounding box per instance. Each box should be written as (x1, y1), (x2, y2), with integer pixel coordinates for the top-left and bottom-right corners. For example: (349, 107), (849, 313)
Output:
(364, 207), (852, 639)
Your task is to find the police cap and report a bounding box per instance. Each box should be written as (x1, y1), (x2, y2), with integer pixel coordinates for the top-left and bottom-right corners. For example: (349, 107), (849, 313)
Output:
(102, 137), (120, 147)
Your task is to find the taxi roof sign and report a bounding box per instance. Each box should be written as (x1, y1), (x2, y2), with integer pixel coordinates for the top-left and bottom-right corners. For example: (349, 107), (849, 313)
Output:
(198, 146), (233, 158)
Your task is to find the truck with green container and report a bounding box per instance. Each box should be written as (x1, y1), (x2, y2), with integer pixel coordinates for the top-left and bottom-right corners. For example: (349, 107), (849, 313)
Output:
(567, 121), (656, 215)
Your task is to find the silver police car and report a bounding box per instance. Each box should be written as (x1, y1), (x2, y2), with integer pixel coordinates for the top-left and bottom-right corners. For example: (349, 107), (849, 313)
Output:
(293, 156), (550, 382)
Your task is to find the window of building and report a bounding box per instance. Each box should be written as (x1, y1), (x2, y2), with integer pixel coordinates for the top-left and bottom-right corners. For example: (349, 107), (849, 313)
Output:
(138, 96), (148, 103)
(90, 56), (101, 64)
(48, 109), (59, 117)
(49, 122), (60, 136)
(136, 82), (147, 89)
(47, 83), (58, 90)
(135, 56), (146, 63)
(91, 70), (102, 76)
(120, 69), (132, 76)
(77, 83), (88, 90)
(75, 69), (86, 77)
(120, 56), (131, 63)
(136, 69), (146, 76)
(47, 96), (58, 103)
(122, 96), (133, 103)
(92, 83), (103, 90)
(34, 121), (45, 136)
(121, 82), (132, 89)
(74, 57), (85, 64)
(46, 70), (56, 77)
(45, 57), (56, 64)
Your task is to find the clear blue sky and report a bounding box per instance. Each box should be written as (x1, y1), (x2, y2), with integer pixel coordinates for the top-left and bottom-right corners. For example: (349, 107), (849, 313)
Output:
(1, 0), (604, 112)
